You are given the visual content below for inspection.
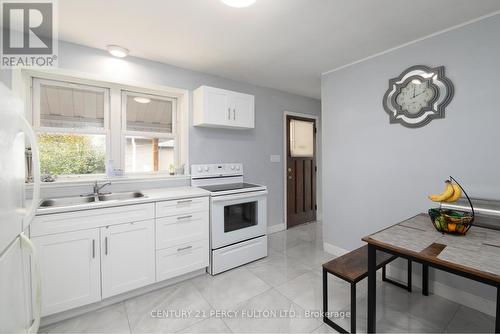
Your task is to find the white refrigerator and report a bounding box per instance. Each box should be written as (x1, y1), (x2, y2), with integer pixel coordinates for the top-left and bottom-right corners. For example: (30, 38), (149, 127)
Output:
(0, 82), (42, 333)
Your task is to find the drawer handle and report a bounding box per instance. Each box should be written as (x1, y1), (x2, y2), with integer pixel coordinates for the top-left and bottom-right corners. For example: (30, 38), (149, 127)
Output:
(92, 239), (95, 259)
(105, 237), (108, 255)
(177, 199), (193, 205)
(177, 215), (193, 220)
(177, 245), (193, 252)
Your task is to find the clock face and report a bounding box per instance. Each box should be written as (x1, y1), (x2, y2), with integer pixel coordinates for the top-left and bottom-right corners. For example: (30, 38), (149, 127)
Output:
(395, 79), (435, 115)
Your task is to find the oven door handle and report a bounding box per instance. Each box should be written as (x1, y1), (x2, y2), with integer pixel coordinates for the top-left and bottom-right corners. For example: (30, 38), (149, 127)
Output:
(211, 190), (268, 203)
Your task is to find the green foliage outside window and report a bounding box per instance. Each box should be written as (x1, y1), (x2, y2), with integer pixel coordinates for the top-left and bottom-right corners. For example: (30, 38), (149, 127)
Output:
(38, 134), (106, 176)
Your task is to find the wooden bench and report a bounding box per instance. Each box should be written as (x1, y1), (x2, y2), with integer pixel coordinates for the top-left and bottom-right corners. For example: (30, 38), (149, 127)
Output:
(322, 245), (413, 333)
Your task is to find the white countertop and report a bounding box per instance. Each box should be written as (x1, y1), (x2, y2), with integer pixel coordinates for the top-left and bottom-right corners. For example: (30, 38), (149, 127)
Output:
(34, 186), (211, 216)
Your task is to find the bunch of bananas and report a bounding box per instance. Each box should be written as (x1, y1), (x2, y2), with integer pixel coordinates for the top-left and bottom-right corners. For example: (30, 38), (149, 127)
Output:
(428, 180), (462, 203)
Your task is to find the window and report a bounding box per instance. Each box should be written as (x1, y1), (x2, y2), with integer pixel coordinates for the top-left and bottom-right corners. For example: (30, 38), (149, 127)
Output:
(32, 77), (181, 179)
(33, 79), (109, 176)
(122, 91), (177, 173)
(289, 119), (314, 157)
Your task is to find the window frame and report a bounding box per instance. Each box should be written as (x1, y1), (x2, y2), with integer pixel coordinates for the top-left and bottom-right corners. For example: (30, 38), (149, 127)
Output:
(28, 74), (186, 180)
(32, 78), (111, 178)
(121, 90), (179, 175)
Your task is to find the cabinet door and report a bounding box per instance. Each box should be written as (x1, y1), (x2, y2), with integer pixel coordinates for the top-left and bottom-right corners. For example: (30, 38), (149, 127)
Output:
(230, 93), (255, 128)
(32, 229), (101, 316)
(205, 88), (230, 126)
(101, 220), (155, 299)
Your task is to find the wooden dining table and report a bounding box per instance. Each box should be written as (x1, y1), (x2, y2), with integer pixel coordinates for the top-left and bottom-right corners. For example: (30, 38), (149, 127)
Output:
(362, 213), (500, 333)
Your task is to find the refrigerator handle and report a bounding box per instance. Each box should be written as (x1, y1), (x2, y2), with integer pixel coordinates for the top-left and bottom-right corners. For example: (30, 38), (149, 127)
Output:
(20, 233), (41, 334)
(20, 115), (41, 226)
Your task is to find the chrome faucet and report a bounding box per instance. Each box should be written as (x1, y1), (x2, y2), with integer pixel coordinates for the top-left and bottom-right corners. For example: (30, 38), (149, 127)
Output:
(94, 181), (112, 196)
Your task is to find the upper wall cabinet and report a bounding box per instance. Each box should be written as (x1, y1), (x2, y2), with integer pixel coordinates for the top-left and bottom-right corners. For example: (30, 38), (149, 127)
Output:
(193, 86), (255, 129)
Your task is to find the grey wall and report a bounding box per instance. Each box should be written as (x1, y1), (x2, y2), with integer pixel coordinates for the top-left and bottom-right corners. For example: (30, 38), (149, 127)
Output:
(321, 15), (500, 305)
(53, 41), (321, 227)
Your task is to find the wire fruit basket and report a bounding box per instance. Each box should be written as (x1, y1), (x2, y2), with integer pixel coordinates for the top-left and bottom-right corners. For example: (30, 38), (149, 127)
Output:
(428, 176), (474, 235)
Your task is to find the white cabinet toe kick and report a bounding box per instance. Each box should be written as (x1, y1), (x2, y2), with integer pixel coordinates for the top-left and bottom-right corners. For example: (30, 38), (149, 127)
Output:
(31, 196), (210, 318)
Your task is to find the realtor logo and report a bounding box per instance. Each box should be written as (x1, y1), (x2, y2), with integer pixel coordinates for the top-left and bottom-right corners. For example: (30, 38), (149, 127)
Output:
(1, 0), (58, 67)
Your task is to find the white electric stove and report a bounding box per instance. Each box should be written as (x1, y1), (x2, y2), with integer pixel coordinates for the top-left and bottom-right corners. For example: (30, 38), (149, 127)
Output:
(191, 163), (268, 275)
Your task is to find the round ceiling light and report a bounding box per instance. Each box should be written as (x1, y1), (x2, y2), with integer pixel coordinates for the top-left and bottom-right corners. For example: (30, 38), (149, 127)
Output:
(133, 97), (151, 104)
(107, 45), (129, 58)
(221, 0), (256, 8)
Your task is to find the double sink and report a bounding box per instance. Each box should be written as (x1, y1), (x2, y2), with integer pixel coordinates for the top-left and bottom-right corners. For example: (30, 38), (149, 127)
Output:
(40, 191), (146, 208)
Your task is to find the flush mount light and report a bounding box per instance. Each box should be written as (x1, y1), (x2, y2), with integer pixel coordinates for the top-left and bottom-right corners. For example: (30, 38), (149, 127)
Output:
(107, 45), (129, 58)
(133, 97), (151, 104)
(221, 0), (256, 8)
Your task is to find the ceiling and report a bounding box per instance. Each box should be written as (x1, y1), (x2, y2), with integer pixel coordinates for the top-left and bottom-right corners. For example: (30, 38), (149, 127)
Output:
(57, 0), (500, 99)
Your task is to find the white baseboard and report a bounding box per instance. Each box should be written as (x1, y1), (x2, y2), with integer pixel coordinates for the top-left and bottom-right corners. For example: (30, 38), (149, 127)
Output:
(268, 223), (286, 234)
(323, 242), (348, 257)
(323, 242), (495, 317)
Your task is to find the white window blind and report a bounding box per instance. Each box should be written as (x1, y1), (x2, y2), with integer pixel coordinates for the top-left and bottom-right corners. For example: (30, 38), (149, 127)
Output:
(38, 81), (105, 130)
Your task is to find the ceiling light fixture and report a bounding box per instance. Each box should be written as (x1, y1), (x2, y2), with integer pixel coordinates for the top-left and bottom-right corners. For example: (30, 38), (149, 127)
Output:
(107, 45), (129, 58)
(133, 97), (151, 104)
(221, 0), (256, 8)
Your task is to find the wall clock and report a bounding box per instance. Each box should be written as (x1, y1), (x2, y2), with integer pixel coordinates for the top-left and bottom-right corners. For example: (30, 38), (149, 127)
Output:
(383, 65), (454, 128)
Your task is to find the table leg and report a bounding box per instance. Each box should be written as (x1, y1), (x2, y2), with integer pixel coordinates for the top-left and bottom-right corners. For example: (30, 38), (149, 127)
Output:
(351, 283), (356, 333)
(496, 286), (500, 334)
(422, 264), (429, 296)
(367, 244), (376, 333)
(407, 260), (412, 292)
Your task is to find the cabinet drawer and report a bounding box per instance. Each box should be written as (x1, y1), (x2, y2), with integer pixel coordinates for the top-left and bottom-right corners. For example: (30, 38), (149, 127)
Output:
(155, 197), (208, 218)
(156, 212), (209, 250)
(211, 235), (267, 275)
(32, 203), (155, 237)
(156, 239), (209, 282)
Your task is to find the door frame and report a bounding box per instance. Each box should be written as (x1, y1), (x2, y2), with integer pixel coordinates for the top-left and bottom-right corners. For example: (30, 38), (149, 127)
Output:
(283, 111), (320, 229)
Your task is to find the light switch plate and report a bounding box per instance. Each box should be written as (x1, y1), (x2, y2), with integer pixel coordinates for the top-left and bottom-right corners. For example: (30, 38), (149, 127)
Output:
(270, 155), (281, 163)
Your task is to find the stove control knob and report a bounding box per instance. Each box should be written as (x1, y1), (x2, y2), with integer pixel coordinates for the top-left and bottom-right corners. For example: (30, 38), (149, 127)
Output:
(204, 166), (209, 172)
(197, 167), (202, 173)
(236, 165), (241, 171)
(231, 165), (235, 170)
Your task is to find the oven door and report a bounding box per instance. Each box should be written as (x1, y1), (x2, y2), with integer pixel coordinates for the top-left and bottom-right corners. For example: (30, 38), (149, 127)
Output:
(210, 190), (267, 249)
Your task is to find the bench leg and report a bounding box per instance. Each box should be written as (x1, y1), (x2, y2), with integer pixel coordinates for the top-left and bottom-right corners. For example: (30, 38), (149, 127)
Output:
(382, 259), (412, 292)
(422, 264), (429, 296)
(351, 283), (356, 333)
(323, 267), (328, 324)
(322, 267), (350, 333)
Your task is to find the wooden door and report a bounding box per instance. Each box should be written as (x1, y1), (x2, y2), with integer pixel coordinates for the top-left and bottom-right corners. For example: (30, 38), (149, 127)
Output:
(32, 229), (101, 316)
(286, 115), (317, 228)
(101, 220), (155, 298)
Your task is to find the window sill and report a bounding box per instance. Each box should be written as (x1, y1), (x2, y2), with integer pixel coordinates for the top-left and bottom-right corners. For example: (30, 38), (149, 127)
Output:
(25, 174), (191, 190)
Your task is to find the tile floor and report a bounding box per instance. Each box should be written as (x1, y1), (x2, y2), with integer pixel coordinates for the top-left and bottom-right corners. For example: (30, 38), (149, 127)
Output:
(41, 221), (495, 333)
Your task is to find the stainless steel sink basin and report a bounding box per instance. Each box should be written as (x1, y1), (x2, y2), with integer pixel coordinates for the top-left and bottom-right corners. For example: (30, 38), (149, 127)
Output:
(98, 192), (145, 202)
(40, 196), (96, 208)
(39, 192), (146, 208)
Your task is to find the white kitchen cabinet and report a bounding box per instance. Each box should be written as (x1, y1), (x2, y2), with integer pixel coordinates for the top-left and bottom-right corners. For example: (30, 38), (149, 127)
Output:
(193, 85), (254, 129)
(156, 239), (209, 281)
(101, 220), (155, 299)
(156, 212), (209, 250)
(32, 229), (101, 316)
